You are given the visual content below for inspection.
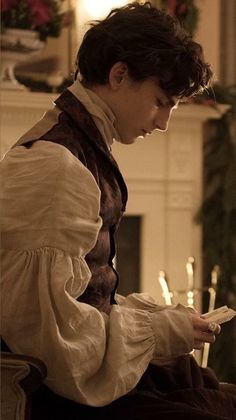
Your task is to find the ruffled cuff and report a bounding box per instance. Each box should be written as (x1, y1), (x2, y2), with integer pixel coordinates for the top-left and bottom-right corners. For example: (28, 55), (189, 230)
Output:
(151, 305), (194, 358)
(118, 293), (194, 359)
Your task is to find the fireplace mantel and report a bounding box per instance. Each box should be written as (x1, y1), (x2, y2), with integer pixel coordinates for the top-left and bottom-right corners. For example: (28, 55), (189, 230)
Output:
(0, 90), (57, 158)
(0, 89), (227, 308)
(112, 103), (228, 308)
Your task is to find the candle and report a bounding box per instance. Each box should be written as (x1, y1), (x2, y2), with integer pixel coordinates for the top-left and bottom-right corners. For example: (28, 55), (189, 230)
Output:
(201, 265), (220, 368)
(186, 256), (195, 307)
(208, 265), (220, 312)
(158, 270), (172, 305)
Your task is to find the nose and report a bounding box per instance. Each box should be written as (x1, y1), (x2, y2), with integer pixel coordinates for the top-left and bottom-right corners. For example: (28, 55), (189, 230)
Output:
(155, 106), (173, 132)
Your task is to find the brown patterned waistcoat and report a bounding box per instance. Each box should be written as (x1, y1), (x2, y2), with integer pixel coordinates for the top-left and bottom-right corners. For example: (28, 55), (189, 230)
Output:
(16, 89), (128, 314)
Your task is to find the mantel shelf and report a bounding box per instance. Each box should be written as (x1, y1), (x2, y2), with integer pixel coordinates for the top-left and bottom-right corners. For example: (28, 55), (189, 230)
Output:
(0, 89), (57, 110)
(0, 89), (229, 121)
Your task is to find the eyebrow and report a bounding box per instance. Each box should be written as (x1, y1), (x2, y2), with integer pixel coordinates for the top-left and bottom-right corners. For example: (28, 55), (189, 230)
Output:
(154, 78), (179, 108)
(163, 96), (179, 109)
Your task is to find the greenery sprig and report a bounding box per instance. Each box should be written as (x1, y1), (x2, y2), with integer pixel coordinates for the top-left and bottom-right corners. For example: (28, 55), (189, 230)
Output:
(161, 0), (199, 36)
(1, 0), (72, 41)
(194, 84), (236, 383)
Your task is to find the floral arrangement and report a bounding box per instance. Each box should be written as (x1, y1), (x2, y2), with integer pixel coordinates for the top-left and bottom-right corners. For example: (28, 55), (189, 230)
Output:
(1, 0), (72, 41)
(161, 0), (199, 36)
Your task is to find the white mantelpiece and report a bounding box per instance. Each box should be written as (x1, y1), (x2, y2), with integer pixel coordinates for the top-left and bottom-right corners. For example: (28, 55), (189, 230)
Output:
(0, 90), (57, 158)
(112, 104), (226, 308)
(0, 90), (225, 309)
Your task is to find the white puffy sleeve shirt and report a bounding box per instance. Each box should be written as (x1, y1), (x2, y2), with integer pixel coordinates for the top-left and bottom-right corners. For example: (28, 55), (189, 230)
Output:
(0, 141), (194, 406)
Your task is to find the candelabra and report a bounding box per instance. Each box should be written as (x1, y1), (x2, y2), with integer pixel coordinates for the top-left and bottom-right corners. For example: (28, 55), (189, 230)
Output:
(158, 258), (220, 367)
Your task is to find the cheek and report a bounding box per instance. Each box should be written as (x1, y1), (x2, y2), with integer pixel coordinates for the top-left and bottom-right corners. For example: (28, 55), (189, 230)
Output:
(128, 103), (145, 123)
(118, 106), (135, 128)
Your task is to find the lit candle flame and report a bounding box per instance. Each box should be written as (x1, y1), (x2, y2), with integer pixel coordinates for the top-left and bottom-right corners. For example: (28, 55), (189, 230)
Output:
(186, 256), (195, 290)
(186, 256), (195, 307)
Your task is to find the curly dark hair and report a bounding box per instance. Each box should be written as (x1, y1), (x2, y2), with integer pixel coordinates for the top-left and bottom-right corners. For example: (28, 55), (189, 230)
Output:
(75, 1), (213, 99)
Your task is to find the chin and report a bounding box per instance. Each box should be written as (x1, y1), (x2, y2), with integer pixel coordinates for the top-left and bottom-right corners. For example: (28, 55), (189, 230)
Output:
(119, 138), (135, 145)
(124, 134), (140, 144)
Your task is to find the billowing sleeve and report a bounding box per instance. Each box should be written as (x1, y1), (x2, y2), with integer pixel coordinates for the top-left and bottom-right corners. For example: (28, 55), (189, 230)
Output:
(0, 141), (194, 407)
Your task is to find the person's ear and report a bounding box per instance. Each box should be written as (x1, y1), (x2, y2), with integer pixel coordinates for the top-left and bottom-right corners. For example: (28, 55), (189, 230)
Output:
(108, 62), (128, 90)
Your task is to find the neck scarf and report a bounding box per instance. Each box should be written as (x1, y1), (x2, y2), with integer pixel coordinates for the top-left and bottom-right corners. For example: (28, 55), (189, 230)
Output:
(68, 80), (121, 150)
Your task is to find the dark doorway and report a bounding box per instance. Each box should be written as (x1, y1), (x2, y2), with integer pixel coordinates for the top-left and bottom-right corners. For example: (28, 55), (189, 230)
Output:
(115, 215), (141, 296)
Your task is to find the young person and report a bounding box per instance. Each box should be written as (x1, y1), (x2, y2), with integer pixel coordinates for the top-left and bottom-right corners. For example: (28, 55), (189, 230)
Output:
(1, 2), (235, 419)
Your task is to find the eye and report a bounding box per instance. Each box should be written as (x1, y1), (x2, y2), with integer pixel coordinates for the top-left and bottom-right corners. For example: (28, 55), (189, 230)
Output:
(156, 98), (164, 107)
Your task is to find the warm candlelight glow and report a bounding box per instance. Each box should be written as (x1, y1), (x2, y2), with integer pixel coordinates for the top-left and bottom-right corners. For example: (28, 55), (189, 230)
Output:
(83, 0), (128, 20)
(211, 265), (220, 287)
(73, 0), (128, 49)
(186, 256), (195, 307)
(158, 270), (172, 305)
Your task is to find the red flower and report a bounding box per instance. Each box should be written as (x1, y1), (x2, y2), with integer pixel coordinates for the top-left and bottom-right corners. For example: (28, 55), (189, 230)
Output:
(61, 10), (74, 27)
(177, 3), (188, 16)
(26, 0), (52, 27)
(166, 0), (177, 16)
(1, 0), (18, 12)
(1, 0), (69, 40)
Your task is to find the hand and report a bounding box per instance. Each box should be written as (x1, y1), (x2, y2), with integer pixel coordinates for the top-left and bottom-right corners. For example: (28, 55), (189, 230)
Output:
(191, 314), (221, 350)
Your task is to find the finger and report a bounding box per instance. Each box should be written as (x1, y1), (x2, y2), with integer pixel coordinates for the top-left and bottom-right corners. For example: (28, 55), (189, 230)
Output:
(207, 322), (221, 335)
(186, 306), (199, 315)
(194, 330), (216, 344)
(191, 314), (208, 329)
(193, 332), (216, 349)
(191, 315), (221, 348)
(191, 315), (221, 335)
(208, 322), (217, 332)
(193, 340), (205, 350)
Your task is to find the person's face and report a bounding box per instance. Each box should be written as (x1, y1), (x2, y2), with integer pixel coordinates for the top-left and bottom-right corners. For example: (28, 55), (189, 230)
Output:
(109, 63), (178, 145)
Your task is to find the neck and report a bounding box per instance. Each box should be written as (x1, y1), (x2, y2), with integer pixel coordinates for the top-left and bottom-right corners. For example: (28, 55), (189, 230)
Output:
(82, 80), (115, 114)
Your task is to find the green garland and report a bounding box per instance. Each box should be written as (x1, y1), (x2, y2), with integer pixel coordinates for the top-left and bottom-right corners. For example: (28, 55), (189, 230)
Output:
(1, 0), (64, 41)
(160, 0), (199, 36)
(194, 85), (236, 383)
(160, 0), (236, 382)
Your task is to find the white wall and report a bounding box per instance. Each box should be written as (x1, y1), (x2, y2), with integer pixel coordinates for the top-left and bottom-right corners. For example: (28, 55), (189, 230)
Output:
(194, 0), (221, 82)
